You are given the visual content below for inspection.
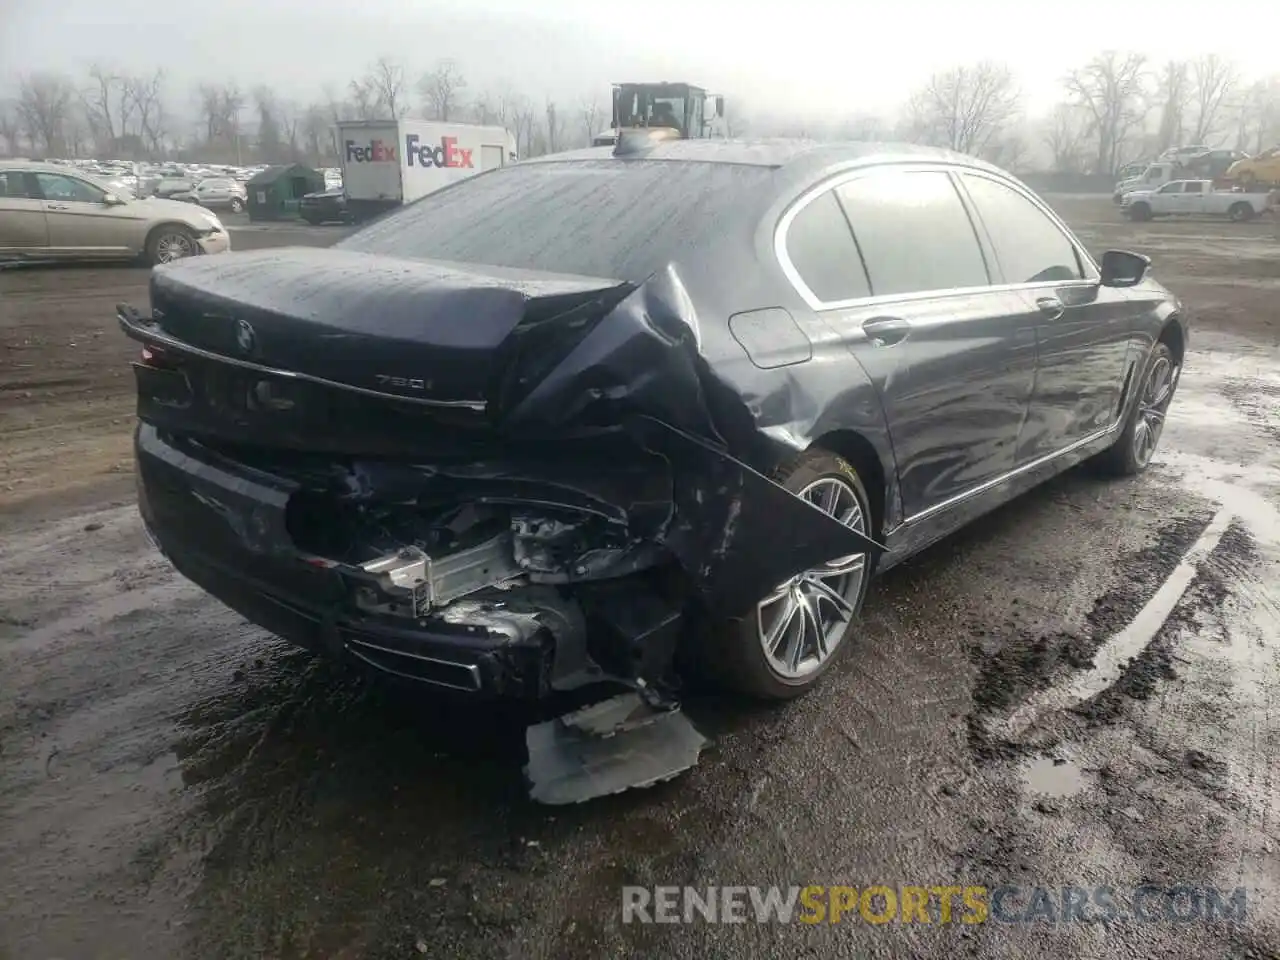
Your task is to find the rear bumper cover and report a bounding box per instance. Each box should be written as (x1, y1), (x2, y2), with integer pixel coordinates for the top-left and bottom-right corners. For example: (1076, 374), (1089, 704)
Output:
(136, 424), (570, 697)
(135, 411), (880, 699)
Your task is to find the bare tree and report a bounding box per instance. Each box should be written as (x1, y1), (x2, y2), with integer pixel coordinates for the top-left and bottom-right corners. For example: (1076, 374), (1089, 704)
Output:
(1153, 60), (1191, 152)
(418, 60), (467, 122)
(508, 93), (537, 157)
(82, 65), (123, 151)
(347, 77), (380, 120)
(65, 107), (90, 158)
(983, 133), (1029, 171)
(129, 70), (168, 157)
(469, 89), (505, 126)
(1064, 51), (1150, 175)
(1190, 54), (1238, 144)
(579, 97), (603, 145)
(0, 102), (22, 155)
(300, 104), (332, 163)
(1043, 103), (1090, 172)
(903, 62), (1020, 155)
(367, 56), (408, 119)
(253, 86), (285, 162)
(16, 73), (74, 156)
(544, 99), (563, 154)
(280, 101), (301, 160)
(196, 83), (245, 160)
(321, 83), (350, 125)
(1232, 77), (1280, 153)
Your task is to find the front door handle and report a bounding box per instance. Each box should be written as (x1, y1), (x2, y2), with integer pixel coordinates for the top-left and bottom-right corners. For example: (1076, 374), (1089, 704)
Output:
(1036, 296), (1065, 321)
(45, 203), (70, 211)
(861, 316), (910, 346)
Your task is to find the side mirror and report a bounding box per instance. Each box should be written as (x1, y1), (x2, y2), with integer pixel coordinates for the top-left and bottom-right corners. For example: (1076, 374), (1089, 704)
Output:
(1100, 249), (1150, 288)
(714, 96), (725, 118)
(103, 193), (126, 206)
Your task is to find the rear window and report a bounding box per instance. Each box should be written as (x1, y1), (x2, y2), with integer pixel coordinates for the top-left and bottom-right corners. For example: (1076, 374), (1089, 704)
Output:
(337, 159), (775, 282)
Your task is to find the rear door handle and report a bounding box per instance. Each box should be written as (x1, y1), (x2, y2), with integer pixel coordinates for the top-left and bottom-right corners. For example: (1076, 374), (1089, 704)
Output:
(1036, 296), (1065, 321)
(861, 316), (910, 346)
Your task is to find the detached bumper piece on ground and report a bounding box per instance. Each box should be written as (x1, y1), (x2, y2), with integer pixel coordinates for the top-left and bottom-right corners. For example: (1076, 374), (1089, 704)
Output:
(525, 691), (708, 804)
(117, 250), (879, 803)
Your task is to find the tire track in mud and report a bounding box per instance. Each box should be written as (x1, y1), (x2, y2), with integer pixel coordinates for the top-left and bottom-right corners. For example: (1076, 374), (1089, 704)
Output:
(951, 514), (1280, 960)
(965, 509), (1216, 758)
(953, 452), (1280, 959)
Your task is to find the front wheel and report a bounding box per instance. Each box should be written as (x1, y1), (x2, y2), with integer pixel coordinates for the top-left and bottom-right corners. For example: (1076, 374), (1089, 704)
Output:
(229, 197), (244, 214)
(146, 225), (198, 266)
(705, 450), (874, 700)
(1095, 342), (1178, 476)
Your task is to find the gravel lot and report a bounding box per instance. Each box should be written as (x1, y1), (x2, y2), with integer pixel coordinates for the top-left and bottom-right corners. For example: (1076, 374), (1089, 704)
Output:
(1, 198), (1278, 960)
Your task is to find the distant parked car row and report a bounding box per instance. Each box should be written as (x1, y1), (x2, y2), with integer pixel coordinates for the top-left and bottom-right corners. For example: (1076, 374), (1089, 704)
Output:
(1113, 145), (1280, 203)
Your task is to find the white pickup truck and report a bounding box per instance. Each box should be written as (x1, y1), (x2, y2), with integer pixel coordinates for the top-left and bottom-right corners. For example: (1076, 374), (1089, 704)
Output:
(1121, 179), (1276, 222)
(1113, 160), (1181, 202)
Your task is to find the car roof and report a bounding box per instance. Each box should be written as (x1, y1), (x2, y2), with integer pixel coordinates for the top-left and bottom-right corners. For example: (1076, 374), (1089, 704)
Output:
(0, 159), (108, 177)
(521, 138), (1009, 183)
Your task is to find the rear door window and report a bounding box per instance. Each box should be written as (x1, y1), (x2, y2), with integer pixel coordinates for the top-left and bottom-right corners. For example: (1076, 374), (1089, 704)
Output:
(834, 169), (990, 296)
(0, 171), (32, 199)
(783, 190), (871, 303)
(959, 174), (1086, 284)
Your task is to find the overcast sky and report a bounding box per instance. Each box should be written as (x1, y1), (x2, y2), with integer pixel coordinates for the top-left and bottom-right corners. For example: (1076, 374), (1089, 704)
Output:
(2, 0), (1277, 121)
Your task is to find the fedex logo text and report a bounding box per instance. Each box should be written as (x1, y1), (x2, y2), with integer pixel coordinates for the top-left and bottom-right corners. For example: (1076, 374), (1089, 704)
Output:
(406, 134), (473, 169)
(345, 139), (398, 163)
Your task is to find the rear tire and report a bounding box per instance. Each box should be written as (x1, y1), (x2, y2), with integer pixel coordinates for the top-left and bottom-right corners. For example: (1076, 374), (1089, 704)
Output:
(1095, 342), (1178, 477)
(703, 449), (875, 700)
(1229, 202), (1254, 222)
(229, 197), (244, 214)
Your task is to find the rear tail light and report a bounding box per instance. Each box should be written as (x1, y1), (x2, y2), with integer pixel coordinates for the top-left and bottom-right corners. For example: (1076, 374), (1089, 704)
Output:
(139, 344), (179, 369)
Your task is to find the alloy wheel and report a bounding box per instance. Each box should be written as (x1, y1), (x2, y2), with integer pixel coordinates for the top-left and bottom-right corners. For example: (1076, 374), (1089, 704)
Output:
(757, 475), (868, 680)
(155, 232), (195, 263)
(1133, 355), (1176, 468)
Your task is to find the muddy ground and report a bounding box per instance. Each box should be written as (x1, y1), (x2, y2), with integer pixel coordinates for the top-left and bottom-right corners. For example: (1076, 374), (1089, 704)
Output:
(1, 199), (1278, 960)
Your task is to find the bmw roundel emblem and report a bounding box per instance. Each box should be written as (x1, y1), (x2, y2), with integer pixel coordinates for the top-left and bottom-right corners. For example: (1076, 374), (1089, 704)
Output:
(235, 319), (256, 354)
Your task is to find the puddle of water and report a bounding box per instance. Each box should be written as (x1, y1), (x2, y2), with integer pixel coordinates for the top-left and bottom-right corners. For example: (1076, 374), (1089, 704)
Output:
(1021, 755), (1088, 798)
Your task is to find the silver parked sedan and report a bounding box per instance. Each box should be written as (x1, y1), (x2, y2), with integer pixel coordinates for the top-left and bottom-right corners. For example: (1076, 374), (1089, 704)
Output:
(170, 177), (248, 213)
(0, 161), (232, 266)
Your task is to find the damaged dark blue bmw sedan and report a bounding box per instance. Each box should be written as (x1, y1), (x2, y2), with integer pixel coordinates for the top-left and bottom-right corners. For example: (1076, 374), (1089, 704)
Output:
(119, 138), (1186, 801)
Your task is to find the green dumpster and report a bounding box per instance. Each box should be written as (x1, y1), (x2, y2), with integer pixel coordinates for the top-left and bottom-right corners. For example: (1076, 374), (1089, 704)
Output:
(246, 163), (325, 222)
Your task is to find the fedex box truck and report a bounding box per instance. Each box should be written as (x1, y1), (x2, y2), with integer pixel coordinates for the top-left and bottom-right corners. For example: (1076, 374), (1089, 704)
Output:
(337, 119), (517, 221)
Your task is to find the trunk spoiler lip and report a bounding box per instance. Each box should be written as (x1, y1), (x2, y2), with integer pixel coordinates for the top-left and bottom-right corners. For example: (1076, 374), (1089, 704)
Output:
(116, 303), (490, 413)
